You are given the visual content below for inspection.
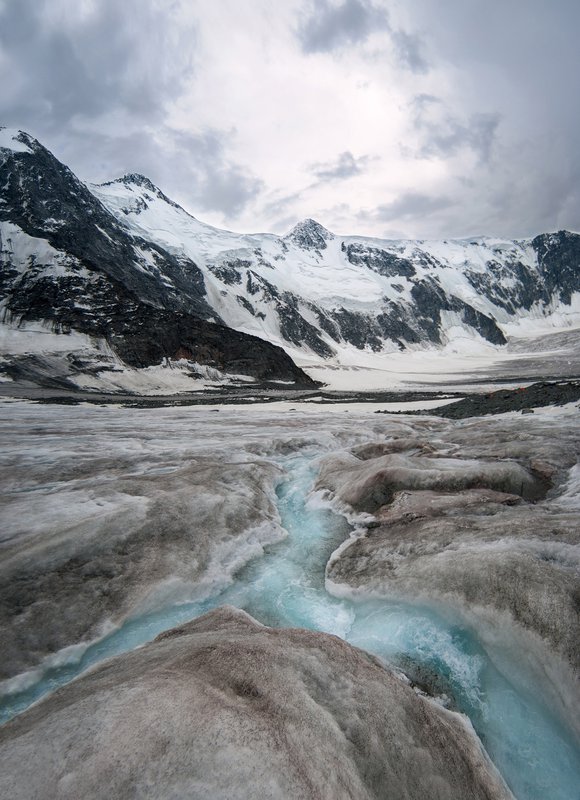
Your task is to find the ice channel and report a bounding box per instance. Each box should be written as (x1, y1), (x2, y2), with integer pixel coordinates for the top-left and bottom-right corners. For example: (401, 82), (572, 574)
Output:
(1, 454), (579, 800)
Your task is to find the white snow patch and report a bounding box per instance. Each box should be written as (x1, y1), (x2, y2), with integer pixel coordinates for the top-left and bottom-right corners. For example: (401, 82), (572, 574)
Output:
(0, 320), (98, 354)
(0, 128), (32, 154)
(298, 339), (512, 392)
(502, 293), (580, 335)
(176, 397), (460, 414)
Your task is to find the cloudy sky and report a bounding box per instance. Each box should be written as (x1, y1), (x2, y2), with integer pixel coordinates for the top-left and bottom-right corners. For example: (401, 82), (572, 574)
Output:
(1, 0), (578, 238)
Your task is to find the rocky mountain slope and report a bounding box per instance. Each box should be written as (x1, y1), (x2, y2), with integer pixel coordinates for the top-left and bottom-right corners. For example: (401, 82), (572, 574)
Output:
(0, 128), (314, 389)
(1, 127), (580, 392)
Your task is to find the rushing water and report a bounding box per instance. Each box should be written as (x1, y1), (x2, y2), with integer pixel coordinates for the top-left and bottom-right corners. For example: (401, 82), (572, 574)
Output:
(1, 454), (580, 800)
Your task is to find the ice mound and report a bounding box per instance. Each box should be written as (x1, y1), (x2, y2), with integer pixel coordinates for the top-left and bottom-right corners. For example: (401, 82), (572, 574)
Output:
(318, 413), (580, 733)
(0, 450), (285, 680)
(0, 606), (512, 800)
(315, 450), (547, 511)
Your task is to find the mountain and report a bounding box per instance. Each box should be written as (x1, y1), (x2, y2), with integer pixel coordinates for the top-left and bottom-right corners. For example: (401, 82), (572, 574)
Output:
(1, 127), (580, 393)
(0, 128), (314, 391)
(92, 174), (580, 356)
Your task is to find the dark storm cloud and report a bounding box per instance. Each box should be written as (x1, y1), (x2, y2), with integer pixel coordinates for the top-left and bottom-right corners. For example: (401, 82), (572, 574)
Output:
(479, 140), (580, 237)
(296, 0), (389, 53)
(391, 29), (429, 74)
(262, 190), (304, 221)
(70, 127), (263, 219)
(296, 0), (430, 74)
(0, 0), (194, 130)
(197, 163), (264, 218)
(151, 129), (264, 218)
(310, 151), (371, 181)
(410, 95), (501, 164)
(422, 112), (501, 163)
(399, 0), (580, 235)
(367, 192), (455, 222)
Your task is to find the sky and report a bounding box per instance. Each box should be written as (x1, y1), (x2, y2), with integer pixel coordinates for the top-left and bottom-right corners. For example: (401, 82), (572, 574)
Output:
(0, 0), (578, 239)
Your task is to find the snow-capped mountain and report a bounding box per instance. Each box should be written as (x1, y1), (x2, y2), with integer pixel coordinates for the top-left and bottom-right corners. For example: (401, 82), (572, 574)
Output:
(0, 128), (314, 390)
(1, 127), (580, 393)
(91, 159), (580, 363)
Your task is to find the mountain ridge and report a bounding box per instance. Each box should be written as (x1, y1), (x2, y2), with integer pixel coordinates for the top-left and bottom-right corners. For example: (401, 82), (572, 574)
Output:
(2, 127), (580, 393)
(0, 127), (315, 389)
(89, 160), (580, 360)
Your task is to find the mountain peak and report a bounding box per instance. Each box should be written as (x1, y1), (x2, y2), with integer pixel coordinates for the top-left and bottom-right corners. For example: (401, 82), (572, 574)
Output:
(119, 173), (159, 192)
(102, 173), (161, 193)
(99, 173), (184, 211)
(0, 127), (36, 155)
(285, 218), (334, 250)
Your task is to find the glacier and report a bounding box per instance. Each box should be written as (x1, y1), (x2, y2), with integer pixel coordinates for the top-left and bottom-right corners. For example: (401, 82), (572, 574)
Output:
(1, 127), (580, 799)
(0, 400), (579, 799)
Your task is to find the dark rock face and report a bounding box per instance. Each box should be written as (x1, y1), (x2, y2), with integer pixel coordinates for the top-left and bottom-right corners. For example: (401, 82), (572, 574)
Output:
(277, 297), (335, 358)
(409, 279), (507, 346)
(409, 279), (447, 342)
(430, 381), (580, 419)
(100, 173), (185, 212)
(1, 250), (314, 384)
(376, 302), (422, 346)
(455, 300), (507, 345)
(465, 258), (549, 313)
(345, 243), (417, 278)
(533, 230), (580, 304)
(285, 218), (333, 250)
(462, 232), (580, 315)
(0, 607), (513, 800)
(330, 307), (384, 351)
(244, 271), (334, 358)
(3, 261), (313, 382)
(312, 306), (343, 343)
(207, 260), (247, 285)
(0, 131), (211, 318)
(110, 308), (315, 383)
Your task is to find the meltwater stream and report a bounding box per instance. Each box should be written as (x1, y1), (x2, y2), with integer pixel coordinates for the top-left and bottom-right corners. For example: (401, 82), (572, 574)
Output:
(1, 454), (580, 800)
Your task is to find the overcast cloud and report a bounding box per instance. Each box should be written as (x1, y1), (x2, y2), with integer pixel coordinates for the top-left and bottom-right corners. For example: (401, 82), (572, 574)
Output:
(296, 0), (389, 53)
(0, 0), (578, 238)
(309, 150), (372, 182)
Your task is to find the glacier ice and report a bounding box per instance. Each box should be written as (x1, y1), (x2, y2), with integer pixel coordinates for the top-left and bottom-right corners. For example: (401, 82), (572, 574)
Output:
(0, 400), (579, 799)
